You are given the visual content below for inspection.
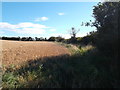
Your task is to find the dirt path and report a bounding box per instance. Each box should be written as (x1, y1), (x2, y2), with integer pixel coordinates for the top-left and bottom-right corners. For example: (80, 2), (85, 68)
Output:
(1, 40), (70, 67)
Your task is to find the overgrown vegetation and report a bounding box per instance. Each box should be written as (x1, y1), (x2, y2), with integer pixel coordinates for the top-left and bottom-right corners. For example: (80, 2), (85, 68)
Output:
(2, 43), (119, 88)
(2, 1), (119, 89)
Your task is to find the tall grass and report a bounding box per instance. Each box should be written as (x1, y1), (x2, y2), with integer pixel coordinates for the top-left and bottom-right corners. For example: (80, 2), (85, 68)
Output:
(2, 43), (118, 88)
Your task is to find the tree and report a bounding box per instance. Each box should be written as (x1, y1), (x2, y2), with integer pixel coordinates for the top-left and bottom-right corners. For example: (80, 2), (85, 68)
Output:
(79, 31), (96, 45)
(35, 37), (40, 41)
(69, 27), (80, 38)
(68, 27), (80, 43)
(92, 2), (120, 87)
(44, 38), (47, 41)
(92, 2), (119, 55)
(39, 37), (44, 41)
(48, 36), (56, 41)
(55, 36), (64, 42)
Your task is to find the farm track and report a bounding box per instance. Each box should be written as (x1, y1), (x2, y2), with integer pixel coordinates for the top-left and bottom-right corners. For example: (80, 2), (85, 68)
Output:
(1, 40), (70, 67)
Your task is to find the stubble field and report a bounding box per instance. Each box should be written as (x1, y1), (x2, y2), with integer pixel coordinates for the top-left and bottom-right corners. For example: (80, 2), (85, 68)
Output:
(1, 40), (70, 67)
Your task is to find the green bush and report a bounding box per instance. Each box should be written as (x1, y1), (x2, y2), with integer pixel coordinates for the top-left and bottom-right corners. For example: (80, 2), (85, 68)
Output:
(92, 2), (119, 56)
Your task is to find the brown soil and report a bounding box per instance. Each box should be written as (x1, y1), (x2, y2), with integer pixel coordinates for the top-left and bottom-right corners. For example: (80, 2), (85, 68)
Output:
(1, 40), (70, 67)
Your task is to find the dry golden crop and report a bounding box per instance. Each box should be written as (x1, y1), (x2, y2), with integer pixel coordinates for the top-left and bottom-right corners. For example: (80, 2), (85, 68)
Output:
(1, 40), (70, 67)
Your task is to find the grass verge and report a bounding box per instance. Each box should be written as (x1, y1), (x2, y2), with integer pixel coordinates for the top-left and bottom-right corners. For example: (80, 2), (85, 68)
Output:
(2, 42), (118, 88)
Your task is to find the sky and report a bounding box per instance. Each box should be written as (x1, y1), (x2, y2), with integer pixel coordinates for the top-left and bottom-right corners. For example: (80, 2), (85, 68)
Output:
(0, 2), (98, 39)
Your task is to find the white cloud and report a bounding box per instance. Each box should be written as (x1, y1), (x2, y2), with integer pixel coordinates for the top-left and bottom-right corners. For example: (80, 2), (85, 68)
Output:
(17, 22), (48, 28)
(49, 29), (56, 32)
(0, 22), (48, 35)
(34, 17), (48, 22)
(0, 22), (17, 30)
(58, 13), (65, 16)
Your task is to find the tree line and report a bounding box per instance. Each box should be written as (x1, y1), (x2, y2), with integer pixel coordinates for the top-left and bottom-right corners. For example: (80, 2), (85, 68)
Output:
(0, 36), (65, 42)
